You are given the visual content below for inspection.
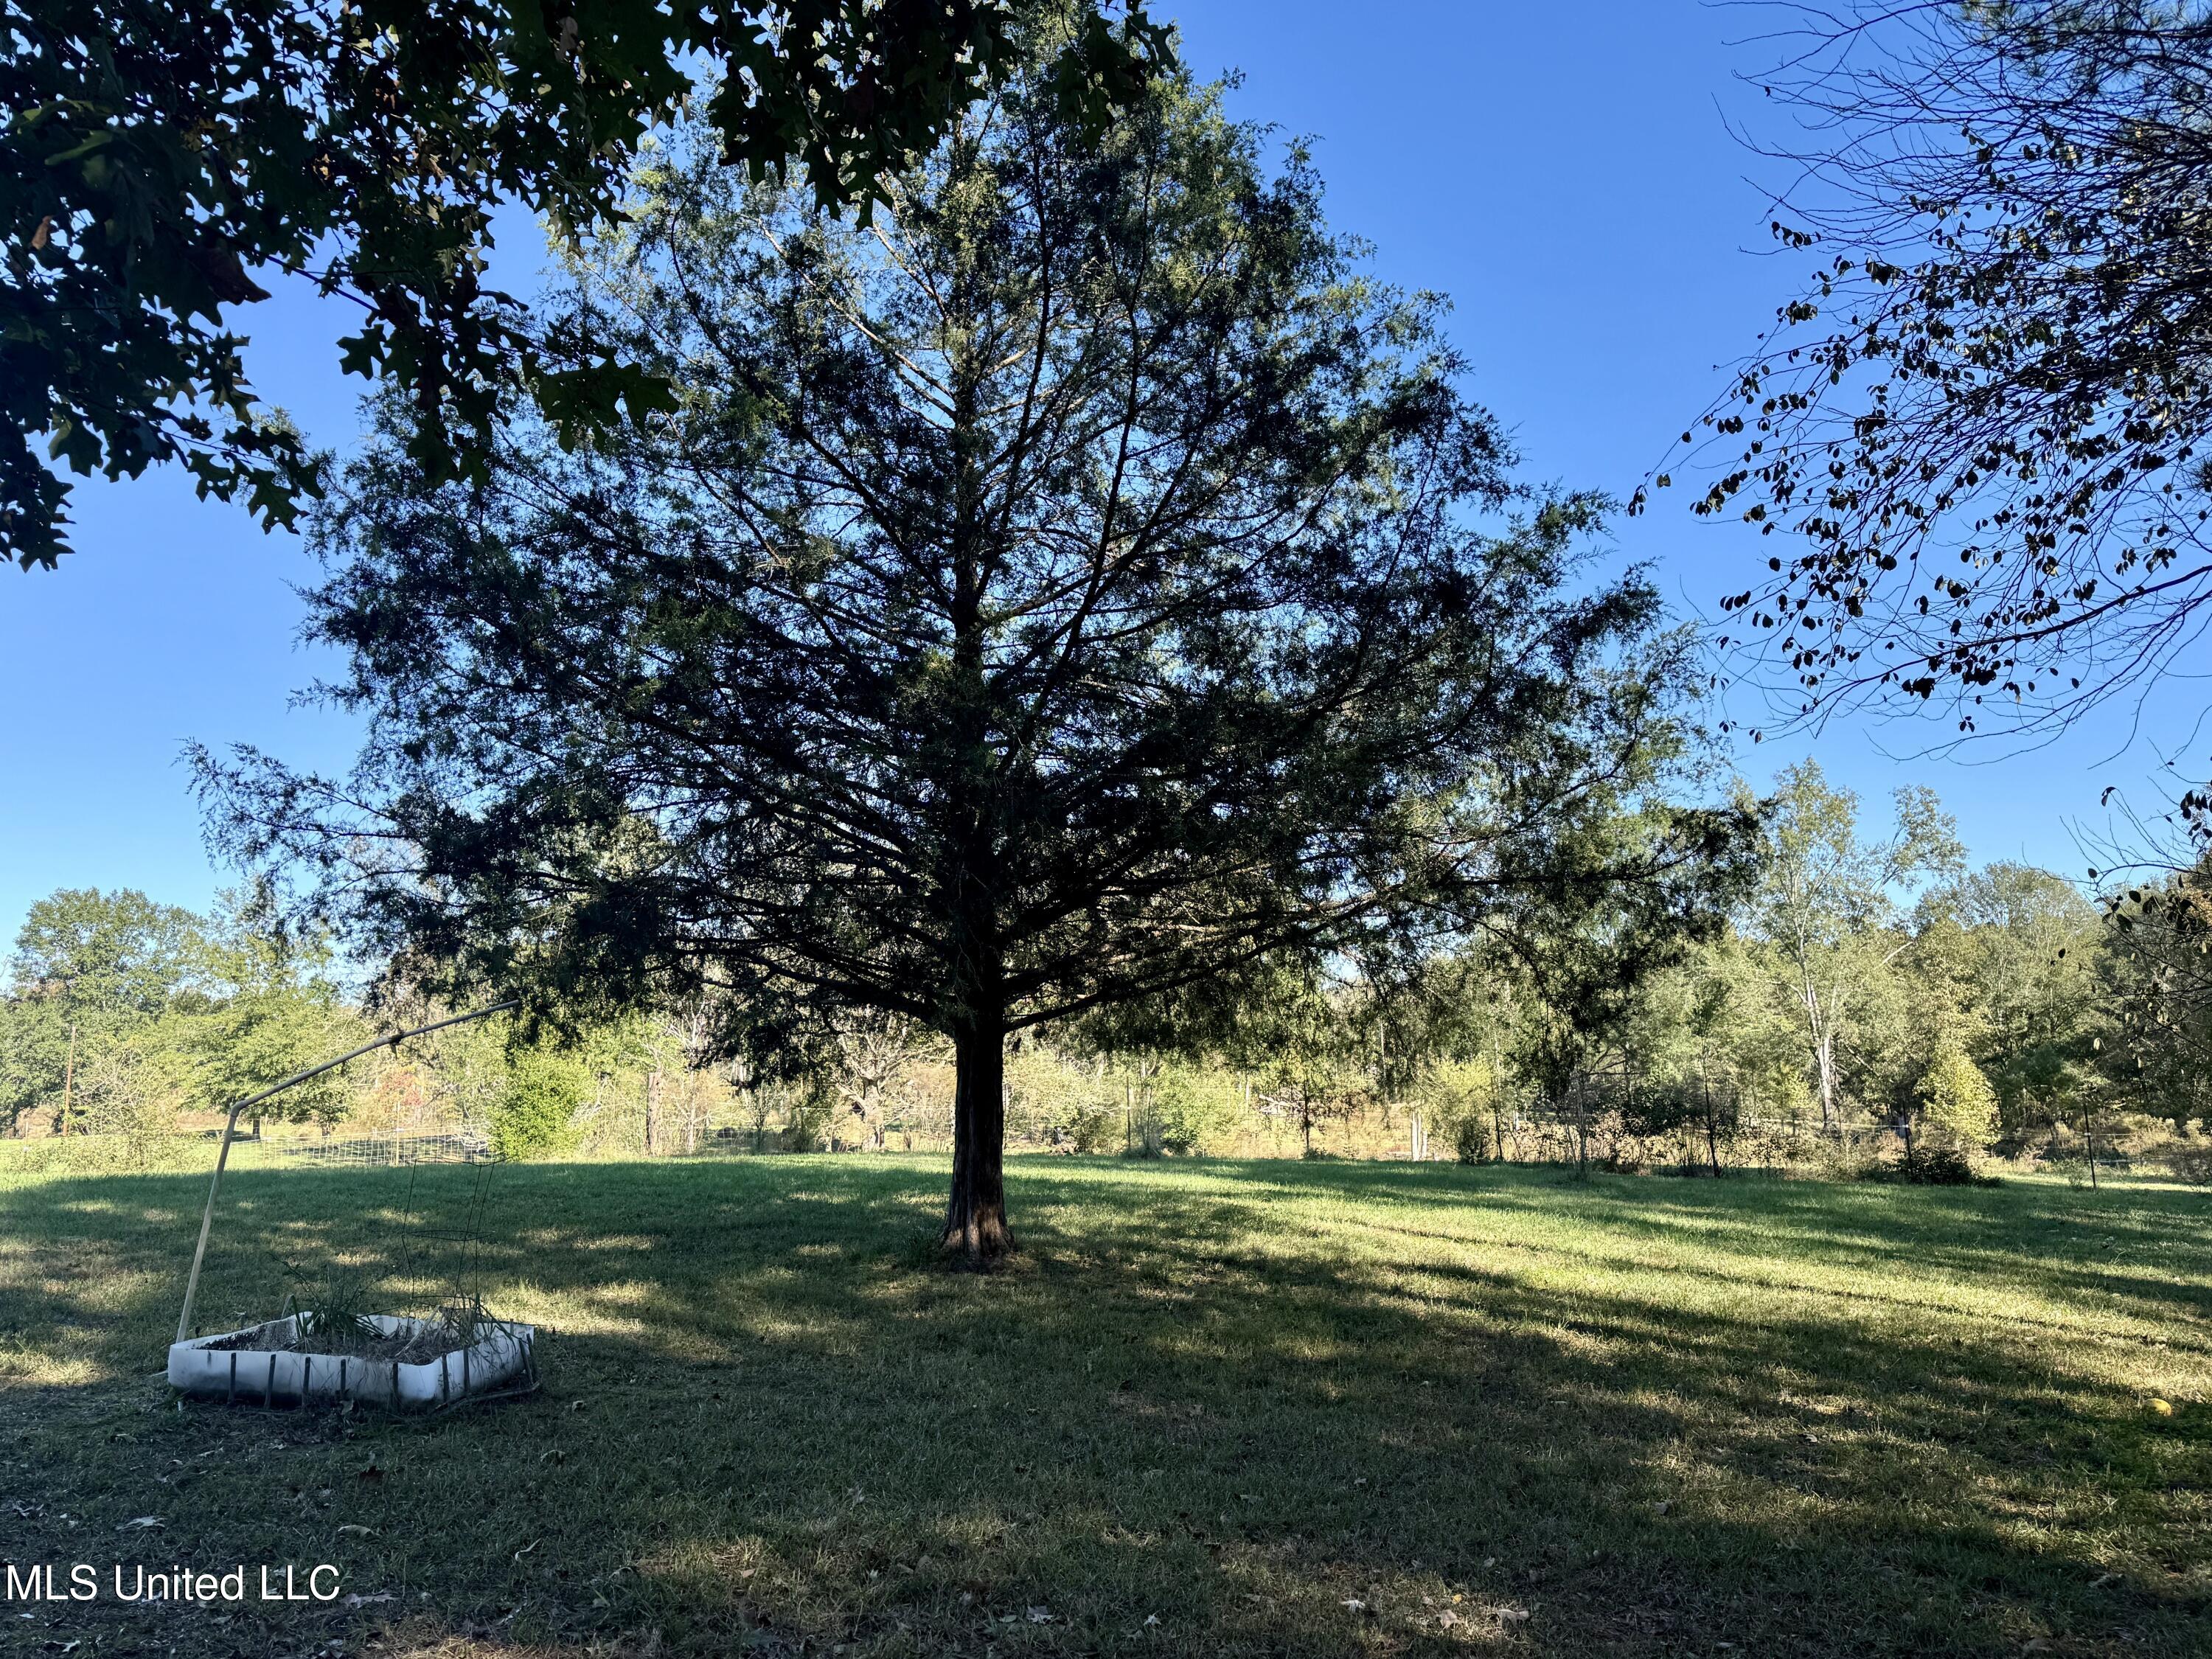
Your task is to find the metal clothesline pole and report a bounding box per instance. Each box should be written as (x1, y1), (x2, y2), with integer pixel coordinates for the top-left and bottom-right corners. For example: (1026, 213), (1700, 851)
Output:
(174, 999), (518, 1345)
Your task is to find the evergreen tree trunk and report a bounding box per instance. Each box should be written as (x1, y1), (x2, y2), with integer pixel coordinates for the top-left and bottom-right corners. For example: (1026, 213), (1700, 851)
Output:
(943, 1019), (1012, 1260)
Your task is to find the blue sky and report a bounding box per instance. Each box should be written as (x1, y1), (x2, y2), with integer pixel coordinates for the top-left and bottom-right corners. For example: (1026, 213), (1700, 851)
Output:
(0, 1), (2180, 945)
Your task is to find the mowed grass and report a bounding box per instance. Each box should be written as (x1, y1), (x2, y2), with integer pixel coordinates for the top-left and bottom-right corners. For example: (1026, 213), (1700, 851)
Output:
(1, 1157), (2208, 1658)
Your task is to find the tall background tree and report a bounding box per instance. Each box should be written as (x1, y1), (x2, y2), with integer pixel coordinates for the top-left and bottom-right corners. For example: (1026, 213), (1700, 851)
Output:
(184, 886), (361, 1136)
(1934, 860), (2101, 1136)
(0, 886), (200, 1133)
(2098, 860), (2212, 1128)
(1, 0), (1170, 569)
(203, 37), (1750, 1257)
(1737, 761), (1963, 1135)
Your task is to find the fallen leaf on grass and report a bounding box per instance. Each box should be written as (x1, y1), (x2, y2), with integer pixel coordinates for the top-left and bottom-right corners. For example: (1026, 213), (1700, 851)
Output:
(116, 1516), (163, 1531)
(342, 1591), (394, 1608)
(336, 1525), (376, 1537)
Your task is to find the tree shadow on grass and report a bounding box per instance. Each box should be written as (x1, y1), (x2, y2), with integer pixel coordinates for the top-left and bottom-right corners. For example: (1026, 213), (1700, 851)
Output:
(1, 1156), (2207, 1658)
(1192, 1157), (2212, 1326)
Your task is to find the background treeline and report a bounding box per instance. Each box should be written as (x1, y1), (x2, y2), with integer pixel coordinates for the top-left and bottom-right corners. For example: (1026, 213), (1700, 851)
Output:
(5, 762), (2209, 1183)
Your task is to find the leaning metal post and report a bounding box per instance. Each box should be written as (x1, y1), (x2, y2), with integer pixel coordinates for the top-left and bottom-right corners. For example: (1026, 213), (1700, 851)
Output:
(173, 999), (518, 1345)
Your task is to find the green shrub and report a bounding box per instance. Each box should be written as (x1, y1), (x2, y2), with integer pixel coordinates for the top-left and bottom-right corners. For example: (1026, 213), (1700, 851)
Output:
(1860, 1144), (1989, 1186)
(1453, 1113), (1494, 1164)
(1065, 1107), (1121, 1154)
(1898, 1145), (1980, 1185)
(1004, 1048), (1120, 1151)
(1152, 1062), (1240, 1154)
(1121, 1115), (1165, 1158)
(489, 1049), (586, 1160)
(782, 1082), (833, 1152)
(1429, 1057), (1501, 1165)
(2167, 1139), (2212, 1187)
(1919, 1048), (1999, 1152)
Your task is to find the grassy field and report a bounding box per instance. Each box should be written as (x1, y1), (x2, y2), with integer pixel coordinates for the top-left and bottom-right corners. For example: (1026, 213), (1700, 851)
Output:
(1, 1155), (2207, 1658)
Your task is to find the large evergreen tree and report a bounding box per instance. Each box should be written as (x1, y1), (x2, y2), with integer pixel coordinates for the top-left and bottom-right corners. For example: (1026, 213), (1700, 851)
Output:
(205, 48), (1744, 1256)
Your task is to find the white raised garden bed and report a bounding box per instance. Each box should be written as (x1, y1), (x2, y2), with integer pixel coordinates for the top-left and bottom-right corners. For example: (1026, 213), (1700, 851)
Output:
(167, 1314), (537, 1410)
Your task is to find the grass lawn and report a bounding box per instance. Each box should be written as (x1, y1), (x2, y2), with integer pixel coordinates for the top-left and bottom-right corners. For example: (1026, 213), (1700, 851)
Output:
(1, 1155), (2208, 1658)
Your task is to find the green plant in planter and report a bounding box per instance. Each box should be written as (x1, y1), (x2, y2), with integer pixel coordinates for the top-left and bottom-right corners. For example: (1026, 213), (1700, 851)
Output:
(285, 1265), (380, 1353)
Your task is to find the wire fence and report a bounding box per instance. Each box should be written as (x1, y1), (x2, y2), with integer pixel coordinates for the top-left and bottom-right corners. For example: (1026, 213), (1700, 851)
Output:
(4, 1103), (2189, 1186)
(0, 1127), (501, 1183)
(279, 1130), (495, 1169)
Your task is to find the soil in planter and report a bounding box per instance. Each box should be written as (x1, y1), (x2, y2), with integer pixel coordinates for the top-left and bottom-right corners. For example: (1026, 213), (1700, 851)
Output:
(199, 1298), (496, 1364)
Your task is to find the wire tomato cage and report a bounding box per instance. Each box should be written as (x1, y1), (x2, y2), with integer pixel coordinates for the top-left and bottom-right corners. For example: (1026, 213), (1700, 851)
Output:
(168, 999), (542, 1413)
